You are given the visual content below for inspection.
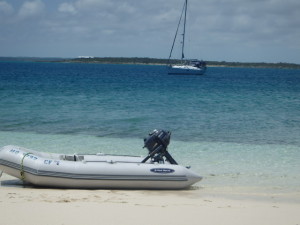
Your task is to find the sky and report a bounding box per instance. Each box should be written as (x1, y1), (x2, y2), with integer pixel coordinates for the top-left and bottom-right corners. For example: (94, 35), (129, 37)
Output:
(0, 0), (300, 64)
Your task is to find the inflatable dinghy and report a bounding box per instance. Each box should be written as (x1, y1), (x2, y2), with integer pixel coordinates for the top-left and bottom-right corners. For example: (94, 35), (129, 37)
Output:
(0, 130), (202, 189)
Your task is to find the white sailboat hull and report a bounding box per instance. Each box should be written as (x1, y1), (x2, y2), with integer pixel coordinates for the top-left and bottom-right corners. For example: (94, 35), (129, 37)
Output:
(0, 145), (202, 189)
(168, 65), (206, 75)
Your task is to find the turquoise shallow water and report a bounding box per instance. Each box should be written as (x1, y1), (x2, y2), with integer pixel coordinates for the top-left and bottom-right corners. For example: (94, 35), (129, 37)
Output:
(0, 62), (300, 191)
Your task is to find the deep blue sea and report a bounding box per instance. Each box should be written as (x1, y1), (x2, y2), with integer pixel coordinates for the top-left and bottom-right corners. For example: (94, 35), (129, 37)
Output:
(1, 61), (299, 192)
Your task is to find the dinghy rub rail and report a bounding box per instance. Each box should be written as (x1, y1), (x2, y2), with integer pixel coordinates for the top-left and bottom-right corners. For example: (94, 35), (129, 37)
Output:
(0, 159), (188, 181)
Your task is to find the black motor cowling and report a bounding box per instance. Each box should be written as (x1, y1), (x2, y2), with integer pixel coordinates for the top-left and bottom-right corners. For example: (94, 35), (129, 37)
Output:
(142, 129), (178, 164)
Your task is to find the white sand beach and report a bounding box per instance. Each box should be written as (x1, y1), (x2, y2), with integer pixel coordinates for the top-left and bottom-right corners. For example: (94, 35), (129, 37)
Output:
(1, 173), (299, 225)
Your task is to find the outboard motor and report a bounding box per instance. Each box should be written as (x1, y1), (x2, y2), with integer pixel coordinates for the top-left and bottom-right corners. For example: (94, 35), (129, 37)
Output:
(142, 129), (178, 164)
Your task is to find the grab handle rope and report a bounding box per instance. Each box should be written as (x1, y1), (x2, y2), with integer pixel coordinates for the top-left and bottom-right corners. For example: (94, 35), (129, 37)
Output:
(20, 153), (32, 181)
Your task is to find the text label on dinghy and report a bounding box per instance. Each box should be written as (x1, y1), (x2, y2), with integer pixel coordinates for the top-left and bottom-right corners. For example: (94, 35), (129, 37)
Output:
(150, 168), (175, 174)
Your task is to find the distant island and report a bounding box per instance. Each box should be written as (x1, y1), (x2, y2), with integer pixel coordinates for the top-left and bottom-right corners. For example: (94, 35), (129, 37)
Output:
(1, 57), (300, 69)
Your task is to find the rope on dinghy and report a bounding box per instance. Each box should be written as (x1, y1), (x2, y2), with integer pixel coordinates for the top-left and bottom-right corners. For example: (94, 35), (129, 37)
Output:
(20, 152), (32, 181)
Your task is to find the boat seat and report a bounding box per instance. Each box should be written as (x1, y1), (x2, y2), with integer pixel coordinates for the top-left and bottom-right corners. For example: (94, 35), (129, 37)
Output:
(60, 155), (84, 161)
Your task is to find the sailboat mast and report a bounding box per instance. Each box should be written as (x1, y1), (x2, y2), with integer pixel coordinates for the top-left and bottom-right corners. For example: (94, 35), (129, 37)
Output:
(181, 0), (187, 60)
(168, 0), (186, 64)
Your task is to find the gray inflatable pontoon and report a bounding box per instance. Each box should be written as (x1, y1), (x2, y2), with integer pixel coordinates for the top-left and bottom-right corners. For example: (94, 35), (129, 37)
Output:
(0, 130), (202, 189)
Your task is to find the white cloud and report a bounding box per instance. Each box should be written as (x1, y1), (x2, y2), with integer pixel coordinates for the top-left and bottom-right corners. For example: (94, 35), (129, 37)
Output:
(74, 0), (112, 11)
(58, 3), (77, 15)
(0, 1), (14, 15)
(18, 0), (45, 19)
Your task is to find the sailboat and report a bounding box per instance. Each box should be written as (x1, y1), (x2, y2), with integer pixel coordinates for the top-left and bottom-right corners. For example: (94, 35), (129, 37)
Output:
(168, 0), (206, 75)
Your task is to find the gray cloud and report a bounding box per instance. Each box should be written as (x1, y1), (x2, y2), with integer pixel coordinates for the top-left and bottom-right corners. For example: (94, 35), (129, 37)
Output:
(0, 1), (14, 15)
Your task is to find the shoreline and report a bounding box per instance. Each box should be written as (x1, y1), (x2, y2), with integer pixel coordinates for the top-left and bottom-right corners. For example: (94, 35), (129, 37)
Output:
(1, 57), (300, 69)
(1, 174), (299, 225)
